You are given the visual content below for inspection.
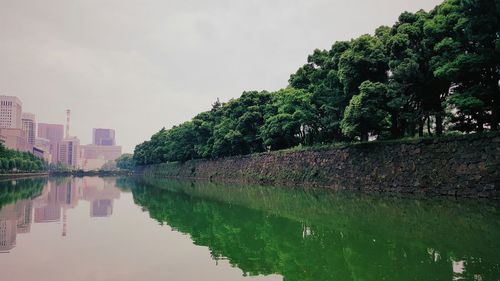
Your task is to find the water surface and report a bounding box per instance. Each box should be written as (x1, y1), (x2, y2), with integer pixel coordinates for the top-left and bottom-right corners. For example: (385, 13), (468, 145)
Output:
(0, 176), (499, 281)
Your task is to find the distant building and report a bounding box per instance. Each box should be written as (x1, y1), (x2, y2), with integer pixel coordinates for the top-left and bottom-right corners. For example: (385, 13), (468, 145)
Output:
(57, 137), (80, 168)
(35, 138), (52, 163)
(81, 144), (122, 161)
(80, 158), (107, 171)
(38, 123), (64, 162)
(0, 128), (30, 151)
(80, 145), (121, 171)
(38, 123), (64, 142)
(81, 128), (121, 171)
(0, 95), (22, 129)
(21, 112), (36, 145)
(93, 128), (115, 146)
(32, 147), (45, 159)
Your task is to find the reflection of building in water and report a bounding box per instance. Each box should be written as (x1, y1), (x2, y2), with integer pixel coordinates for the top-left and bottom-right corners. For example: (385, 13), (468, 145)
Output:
(82, 177), (120, 218)
(0, 177), (121, 253)
(33, 177), (120, 224)
(91, 200), (113, 217)
(0, 205), (17, 253)
(16, 201), (32, 234)
(0, 219), (17, 253)
(34, 182), (62, 223)
(0, 200), (32, 253)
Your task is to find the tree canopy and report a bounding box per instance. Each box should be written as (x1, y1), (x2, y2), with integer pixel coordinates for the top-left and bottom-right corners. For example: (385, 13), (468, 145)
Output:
(0, 144), (47, 172)
(134, 0), (499, 165)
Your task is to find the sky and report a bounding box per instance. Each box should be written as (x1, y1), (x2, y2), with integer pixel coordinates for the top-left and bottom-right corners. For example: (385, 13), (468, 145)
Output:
(0, 0), (443, 153)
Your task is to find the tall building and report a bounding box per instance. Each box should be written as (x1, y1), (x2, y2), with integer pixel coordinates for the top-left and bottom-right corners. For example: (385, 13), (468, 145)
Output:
(21, 112), (36, 145)
(93, 128), (115, 146)
(0, 95), (22, 129)
(38, 123), (64, 162)
(0, 128), (29, 151)
(57, 137), (80, 168)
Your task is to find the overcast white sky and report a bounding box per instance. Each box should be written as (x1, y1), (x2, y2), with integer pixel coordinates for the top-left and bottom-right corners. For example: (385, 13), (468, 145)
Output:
(0, 0), (442, 153)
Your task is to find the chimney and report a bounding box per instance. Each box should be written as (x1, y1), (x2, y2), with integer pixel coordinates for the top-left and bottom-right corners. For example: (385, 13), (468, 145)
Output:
(66, 109), (70, 138)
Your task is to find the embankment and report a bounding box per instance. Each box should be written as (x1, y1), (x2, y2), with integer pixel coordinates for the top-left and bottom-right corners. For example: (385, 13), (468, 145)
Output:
(137, 133), (500, 198)
(0, 172), (49, 180)
(49, 170), (132, 177)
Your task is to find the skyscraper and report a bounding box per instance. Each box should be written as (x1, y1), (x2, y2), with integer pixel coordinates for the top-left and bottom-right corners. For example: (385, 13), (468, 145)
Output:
(21, 112), (36, 145)
(93, 128), (115, 146)
(38, 123), (64, 162)
(0, 95), (22, 129)
(38, 123), (64, 143)
(57, 137), (80, 168)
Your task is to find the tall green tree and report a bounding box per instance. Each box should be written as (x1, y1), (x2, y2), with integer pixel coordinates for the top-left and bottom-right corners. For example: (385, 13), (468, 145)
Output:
(289, 41), (351, 142)
(261, 88), (316, 150)
(191, 99), (224, 158)
(341, 81), (391, 141)
(211, 91), (271, 157)
(338, 34), (389, 100)
(426, 0), (499, 132)
(385, 10), (451, 137)
(116, 154), (135, 170)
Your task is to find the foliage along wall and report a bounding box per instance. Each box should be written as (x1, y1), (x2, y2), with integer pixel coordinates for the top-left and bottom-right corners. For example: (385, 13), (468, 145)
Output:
(137, 133), (500, 198)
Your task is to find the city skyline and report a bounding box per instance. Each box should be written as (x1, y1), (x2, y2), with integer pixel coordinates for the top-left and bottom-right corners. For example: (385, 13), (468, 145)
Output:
(0, 0), (443, 153)
(1, 94), (122, 169)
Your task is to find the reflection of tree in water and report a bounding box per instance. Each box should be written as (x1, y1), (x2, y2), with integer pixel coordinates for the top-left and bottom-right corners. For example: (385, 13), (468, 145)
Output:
(0, 178), (46, 252)
(127, 178), (500, 281)
(0, 178), (46, 209)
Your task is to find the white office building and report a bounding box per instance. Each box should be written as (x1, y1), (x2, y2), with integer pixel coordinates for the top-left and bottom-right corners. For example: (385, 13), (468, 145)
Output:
(0, 95), (22, 129)
(21, 112), (36, 145)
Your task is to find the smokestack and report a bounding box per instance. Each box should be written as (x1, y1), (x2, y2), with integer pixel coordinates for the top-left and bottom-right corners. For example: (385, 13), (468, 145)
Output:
(66, 109), (71, 138)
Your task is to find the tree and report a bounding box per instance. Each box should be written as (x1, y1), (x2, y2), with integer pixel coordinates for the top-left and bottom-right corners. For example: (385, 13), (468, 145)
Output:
(131, 0), (498, 164)
(261, 88), (316, 150)
(191, 101), (223, 158)
(0, 158), (7, 171)
(341, 81), (391, 141)
(339, 34), (389, 100)
(163, 121), (198, 162)
(385, 10), (451, 137)
(211, 91), (271, 157)
(116, 154), (134, 170)
(426, 0), (499, 132)
(8, 159), (15, 170)
(289, 41), (351, 142)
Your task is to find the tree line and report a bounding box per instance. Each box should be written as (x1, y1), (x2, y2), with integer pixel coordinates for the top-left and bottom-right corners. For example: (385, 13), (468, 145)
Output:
(134, 0), (499, 165)
(0, 144), (47, 173)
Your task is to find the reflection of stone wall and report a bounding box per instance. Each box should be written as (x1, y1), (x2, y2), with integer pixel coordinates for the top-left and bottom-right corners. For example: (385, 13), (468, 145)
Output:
(138, 133), (500, 198)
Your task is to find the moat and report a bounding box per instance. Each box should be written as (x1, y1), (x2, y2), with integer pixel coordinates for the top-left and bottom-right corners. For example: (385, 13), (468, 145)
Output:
(1, 176), (499, 281)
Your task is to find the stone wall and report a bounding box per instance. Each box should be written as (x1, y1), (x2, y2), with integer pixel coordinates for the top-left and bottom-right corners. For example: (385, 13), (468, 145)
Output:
(137, 133), (500, 198)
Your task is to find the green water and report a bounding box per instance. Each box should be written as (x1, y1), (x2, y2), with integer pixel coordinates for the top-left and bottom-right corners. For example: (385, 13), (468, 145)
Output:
(0, 176), (499, 281)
